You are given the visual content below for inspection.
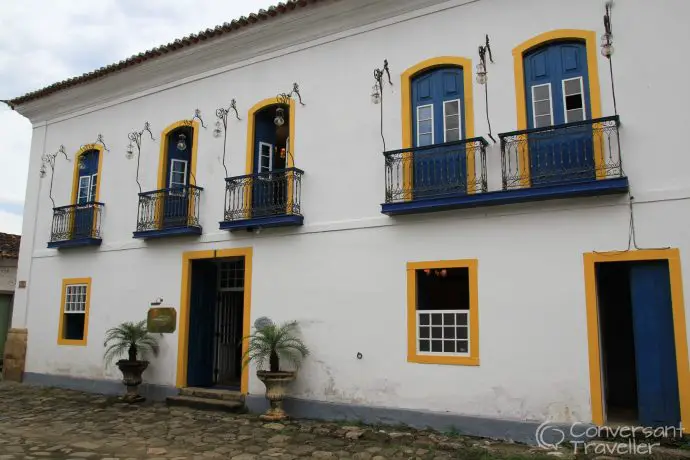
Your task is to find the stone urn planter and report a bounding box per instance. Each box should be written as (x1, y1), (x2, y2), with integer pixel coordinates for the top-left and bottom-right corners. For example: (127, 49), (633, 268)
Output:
(116, 360), (149, 403)
(257, 370), (296, 421)
(104, 320), (159, 403)
(244, 318), (309, 421)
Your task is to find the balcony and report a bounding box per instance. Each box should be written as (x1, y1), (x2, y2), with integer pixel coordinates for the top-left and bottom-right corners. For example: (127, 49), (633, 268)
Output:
(220, 168), (304, 231)
(381, 137), (488, 215)
(381, 117), (627, 216)
(47, 202), (104, 249)
(132, 185), (203, 239)
(499, 115), (627, 201)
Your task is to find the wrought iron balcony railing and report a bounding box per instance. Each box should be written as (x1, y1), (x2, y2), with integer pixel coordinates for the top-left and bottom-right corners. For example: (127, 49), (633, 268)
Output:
(383, 137), (488, 203)
(49, 202), (104, 246)
(223, 168), (303, 224)
(135, 185), (203, 233)
(500, 115), (623, 190)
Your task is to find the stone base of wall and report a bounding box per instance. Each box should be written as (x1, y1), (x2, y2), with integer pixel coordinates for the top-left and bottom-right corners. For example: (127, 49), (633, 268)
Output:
(23, 372), (178, 401)
(19, 371), (584, 445)
(2, 328), (27, 382)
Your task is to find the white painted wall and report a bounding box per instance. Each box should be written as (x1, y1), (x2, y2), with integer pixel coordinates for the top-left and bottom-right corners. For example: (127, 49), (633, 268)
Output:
(11, 0), (690, 423)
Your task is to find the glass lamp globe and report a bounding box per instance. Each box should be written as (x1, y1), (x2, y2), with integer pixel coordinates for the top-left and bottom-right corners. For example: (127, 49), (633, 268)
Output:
(476, 63), (487, 85)
(371, 84), (381, 105)
(213, 121), (222, 138)
(125, 143), (134, 160)
(600, 33), (614, 57)
(39, 165), (47, 178)
(274, 108), (285, 127)
(176, 134), (187, 151)
(601, 43), (614, 58)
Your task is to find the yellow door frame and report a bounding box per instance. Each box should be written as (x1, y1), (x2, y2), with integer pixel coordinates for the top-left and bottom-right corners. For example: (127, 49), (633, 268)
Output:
(176, 247), (253, 393)
(583, 248), (690, 431)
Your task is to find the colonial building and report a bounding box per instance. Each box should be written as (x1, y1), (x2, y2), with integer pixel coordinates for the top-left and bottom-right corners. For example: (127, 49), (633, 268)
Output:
(4, 0), (690, 442)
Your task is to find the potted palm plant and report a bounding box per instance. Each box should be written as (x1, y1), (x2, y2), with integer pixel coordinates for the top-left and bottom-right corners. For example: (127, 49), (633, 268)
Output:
(103, 320), (160, 403)
(243, 318), (309, 421)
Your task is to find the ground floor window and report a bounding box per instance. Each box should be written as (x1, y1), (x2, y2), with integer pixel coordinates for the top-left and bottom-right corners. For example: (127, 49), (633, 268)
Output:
(58, 278), (91, 345)
(407, 259), (479, 365)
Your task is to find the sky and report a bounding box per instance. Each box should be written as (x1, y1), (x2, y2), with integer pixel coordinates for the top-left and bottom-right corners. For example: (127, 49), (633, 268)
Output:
(0, 0), (278, 235)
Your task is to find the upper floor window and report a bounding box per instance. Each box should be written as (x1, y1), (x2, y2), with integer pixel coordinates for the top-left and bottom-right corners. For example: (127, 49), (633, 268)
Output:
(75, 149), (100, 204)
(412, 66), (465, 148)
(524, 41), (591, 129)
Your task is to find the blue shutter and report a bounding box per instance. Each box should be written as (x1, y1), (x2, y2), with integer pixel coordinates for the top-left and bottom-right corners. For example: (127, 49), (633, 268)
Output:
(411, 67), (466, 198)
(523, 41), (594, 185)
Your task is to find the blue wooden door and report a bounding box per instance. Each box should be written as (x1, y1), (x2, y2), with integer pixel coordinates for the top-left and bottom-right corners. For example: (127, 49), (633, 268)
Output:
(524, 42), (594, 185)
(74, 150), (99, 239)
(164, 129), (191, 228)
(412, 67), (466, 198)
(253, 110), (277, 217)
(187, 261), (217, 387)
(629, 261), (681, 427)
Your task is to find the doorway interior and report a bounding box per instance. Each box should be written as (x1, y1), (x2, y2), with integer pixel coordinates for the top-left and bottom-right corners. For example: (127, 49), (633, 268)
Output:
(187, 256), (246, 390)
(595, 259), (681, 427)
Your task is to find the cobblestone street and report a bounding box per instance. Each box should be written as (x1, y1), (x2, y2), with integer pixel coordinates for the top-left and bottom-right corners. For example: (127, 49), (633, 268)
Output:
(0, 381), (684, 460)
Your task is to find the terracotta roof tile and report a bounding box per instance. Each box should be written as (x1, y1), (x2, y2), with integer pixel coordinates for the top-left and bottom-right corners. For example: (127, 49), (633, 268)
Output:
(0, 233), (20, 259)
(4, 0), (328, 107)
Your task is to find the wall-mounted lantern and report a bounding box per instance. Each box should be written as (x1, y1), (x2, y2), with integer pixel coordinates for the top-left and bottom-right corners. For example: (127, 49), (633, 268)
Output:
(601, 1), (618, 115)
(126, 122), (155, 193)
(476, 35), (495, 143)
(601, 2), (614, 58)
(40, 145), (69, 208)
(214, 99), (242, 177)
(371, 59), (393, 151)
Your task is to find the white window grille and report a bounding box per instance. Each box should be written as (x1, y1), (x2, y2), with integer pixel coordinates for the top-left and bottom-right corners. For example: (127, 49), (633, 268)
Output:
(64, 284), (88, 313)
(417, 310), (470, 356)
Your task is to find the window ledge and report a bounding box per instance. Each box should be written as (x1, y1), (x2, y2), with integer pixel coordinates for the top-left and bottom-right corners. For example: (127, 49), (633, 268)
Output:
(132, 226), (202, 239)
(57, 339), (87, 346)
(47, 237), (102, 249)
(219, 214), (304, 231)
(383, 177), (629, 216)
(408, 354), (479, 366)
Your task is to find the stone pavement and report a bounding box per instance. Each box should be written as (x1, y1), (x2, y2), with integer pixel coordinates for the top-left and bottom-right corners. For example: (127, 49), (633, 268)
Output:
(0, 381), (674, 459)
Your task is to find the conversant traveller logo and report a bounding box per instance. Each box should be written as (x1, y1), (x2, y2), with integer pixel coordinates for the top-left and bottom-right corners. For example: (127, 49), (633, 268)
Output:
(535, 421), (683, 455)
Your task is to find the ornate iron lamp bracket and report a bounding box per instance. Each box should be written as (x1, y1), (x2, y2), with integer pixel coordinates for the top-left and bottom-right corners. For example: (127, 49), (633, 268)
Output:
(277, 83), (305, 106)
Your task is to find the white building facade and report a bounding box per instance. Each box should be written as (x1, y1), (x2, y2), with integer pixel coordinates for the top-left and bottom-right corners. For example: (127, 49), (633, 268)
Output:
(7, 0), (690, 442)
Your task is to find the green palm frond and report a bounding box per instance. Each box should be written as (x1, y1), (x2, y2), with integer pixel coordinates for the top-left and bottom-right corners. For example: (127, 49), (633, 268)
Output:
(242, 320), (309, 372)
(103, 320), (160, 367)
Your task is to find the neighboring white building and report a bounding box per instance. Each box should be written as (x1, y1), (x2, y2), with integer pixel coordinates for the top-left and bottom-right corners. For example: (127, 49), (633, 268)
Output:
(0, 233), (19, 371)
(5, 0), (690, 442)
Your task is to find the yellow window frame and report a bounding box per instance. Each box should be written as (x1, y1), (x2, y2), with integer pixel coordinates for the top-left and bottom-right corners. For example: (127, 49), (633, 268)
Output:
(57, 277), (92, 346)
(407, 259), (479, 366)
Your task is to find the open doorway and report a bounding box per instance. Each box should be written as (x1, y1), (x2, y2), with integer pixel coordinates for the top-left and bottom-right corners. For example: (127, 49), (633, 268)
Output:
(253, 103), (290, 217)
(595, 259), (681, 427)
(187, 256), (246, 390)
